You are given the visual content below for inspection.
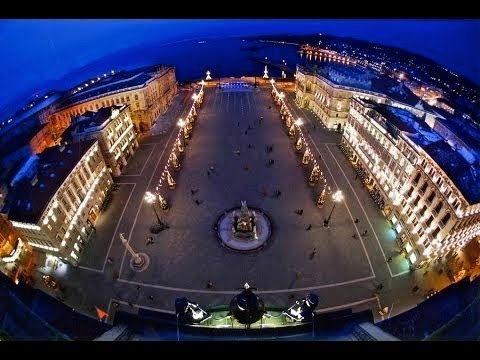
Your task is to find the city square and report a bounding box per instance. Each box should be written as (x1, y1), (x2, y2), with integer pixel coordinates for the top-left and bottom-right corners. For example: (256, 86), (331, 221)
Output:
(38, 81), (452, 324)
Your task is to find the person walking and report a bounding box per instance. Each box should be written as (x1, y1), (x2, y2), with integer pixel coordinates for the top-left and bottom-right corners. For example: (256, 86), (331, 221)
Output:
(387, 256), (393, 263)
(354, 218), (359, 223)
(306, 224), (312, 231)
(207, 280), (213, 289)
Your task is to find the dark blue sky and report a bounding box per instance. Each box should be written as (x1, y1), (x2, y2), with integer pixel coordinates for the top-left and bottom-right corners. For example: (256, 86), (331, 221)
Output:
(0, 19), (478, 117)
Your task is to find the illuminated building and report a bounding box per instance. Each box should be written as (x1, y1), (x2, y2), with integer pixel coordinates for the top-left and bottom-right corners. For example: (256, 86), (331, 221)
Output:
(342, 97), (480, 267)
(0, 214), (35, 284)
(48, 65), (177, 136)
(64, 105), (138, 176)
(434, 98), (455, 115)
(6, 140), (112, 266)
(295, 65), (421, 131)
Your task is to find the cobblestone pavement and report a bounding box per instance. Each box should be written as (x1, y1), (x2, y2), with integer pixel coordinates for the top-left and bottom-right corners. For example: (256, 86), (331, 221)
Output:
(36, 84), (458, 325)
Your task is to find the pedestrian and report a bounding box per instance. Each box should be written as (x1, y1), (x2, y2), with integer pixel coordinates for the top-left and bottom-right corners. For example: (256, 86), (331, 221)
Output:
(306, 224), (312, 231)
(244, 130), (248, 135)
(376, 283), (383, 290)
(136, 285), (141, 291)
(354, 218), (359, 223)
(362, 230), (368, 236)
(207, 170), (210, 176)
(191, 189), (195, 195)
(248, 144), (252, 149)
(207, 280), (213, 289)
(148, 295), (154, 301)
(107, 257), (113, 264)
(387, 256), (393, 263)
(352, 234), (356, 238)
(128, 302), (134, 308)
(195, 199), (200, 206)
(112, 301), (120, 308)
(237, 121), (240, 127)
(276, 190), (282, 198)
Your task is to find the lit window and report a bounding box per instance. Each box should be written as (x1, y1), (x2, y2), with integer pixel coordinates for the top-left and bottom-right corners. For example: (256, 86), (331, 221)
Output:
(395, 223), (402, 233)
(405, 242), (413, 253)
(391, 215), (398, 225)
(409, 253), (417, 264)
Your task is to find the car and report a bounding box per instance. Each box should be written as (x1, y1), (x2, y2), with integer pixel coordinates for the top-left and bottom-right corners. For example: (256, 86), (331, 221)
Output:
(42, 275), (58, 289)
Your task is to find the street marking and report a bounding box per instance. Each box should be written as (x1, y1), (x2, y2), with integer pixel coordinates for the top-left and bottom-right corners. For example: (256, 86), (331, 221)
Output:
(118, 105), (189, 276)
(324, 144), (394, 278)
(117, 145), (155, 177)
(114, 182), (137, 185)
(78, 266), (103, 273)
(102, 183), (137, 272)
(117, 275), (374, 294)
(316, 297), (377, 314)
(392, 270), (410, 278)
(286, 105), (375, 278)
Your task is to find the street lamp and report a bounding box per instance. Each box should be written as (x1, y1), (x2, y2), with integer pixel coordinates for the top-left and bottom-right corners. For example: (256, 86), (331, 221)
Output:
(323, 190), (344, 227)
(119, 233), (148, 271)
(178, 118), (188, 141)
(144, 191), (165, 227)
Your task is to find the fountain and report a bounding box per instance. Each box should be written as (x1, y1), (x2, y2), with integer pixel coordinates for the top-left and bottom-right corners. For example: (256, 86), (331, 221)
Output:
(216, 201), (271, 252)
(232, 201), (257, 238)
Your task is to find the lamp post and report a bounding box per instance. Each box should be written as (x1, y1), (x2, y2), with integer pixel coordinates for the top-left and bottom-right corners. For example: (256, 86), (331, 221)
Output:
(323, 190), (344, 227)
(177, 118), (187, 142)
(144, 191), (165, 227)
(119, 233), (148, 270)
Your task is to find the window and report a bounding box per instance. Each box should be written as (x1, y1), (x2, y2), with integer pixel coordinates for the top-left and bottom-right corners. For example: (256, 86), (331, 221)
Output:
(419, 182), (428, 194)
(425, 215), (434, 227)
(440, 213), (451, 227)
(134, 94), (139, 101)
(427, 191), (435, 204)
(431, 227), (440, 238)
(413, 173), (421, 184)
(419, 205), (427, 215)
(116, 98), (120, 104)
(407, 186), (414, 197)
(121, 97), (125, 103)
(413, 195), (421, 205)
(126, 96), (130, 102)
(433, 202), (443, 215)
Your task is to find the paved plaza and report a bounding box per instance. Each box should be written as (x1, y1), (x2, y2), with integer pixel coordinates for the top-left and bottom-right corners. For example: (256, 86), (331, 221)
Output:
(36, 83), (456, 324)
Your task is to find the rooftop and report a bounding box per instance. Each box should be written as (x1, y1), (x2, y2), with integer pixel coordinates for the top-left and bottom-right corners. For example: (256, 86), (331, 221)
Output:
(299, 63), (420, 108)
(7, 140), (96, 224)
(363, 100), (480, 204)
(73, 105), (126, 134)
(58, 64), (171, 109)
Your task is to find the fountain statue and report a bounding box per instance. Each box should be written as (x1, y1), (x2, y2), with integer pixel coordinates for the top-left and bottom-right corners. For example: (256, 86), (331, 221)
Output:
(216, 201), (271, 252)
(232, 201), (257, 239)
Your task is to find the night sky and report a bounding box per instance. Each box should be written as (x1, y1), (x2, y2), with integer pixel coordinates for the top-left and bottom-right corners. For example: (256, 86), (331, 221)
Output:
(0, 19), (478, 118)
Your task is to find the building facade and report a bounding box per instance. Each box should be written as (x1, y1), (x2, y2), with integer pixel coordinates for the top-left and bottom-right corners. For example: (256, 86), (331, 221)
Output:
(341, 97), (480, 268)
(67, 105), (138, 176)
(295, 66), (386, 130)
(48, 66), (177, 137)
(7, 141), (112, 266)
(295, 65), (422, 132)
